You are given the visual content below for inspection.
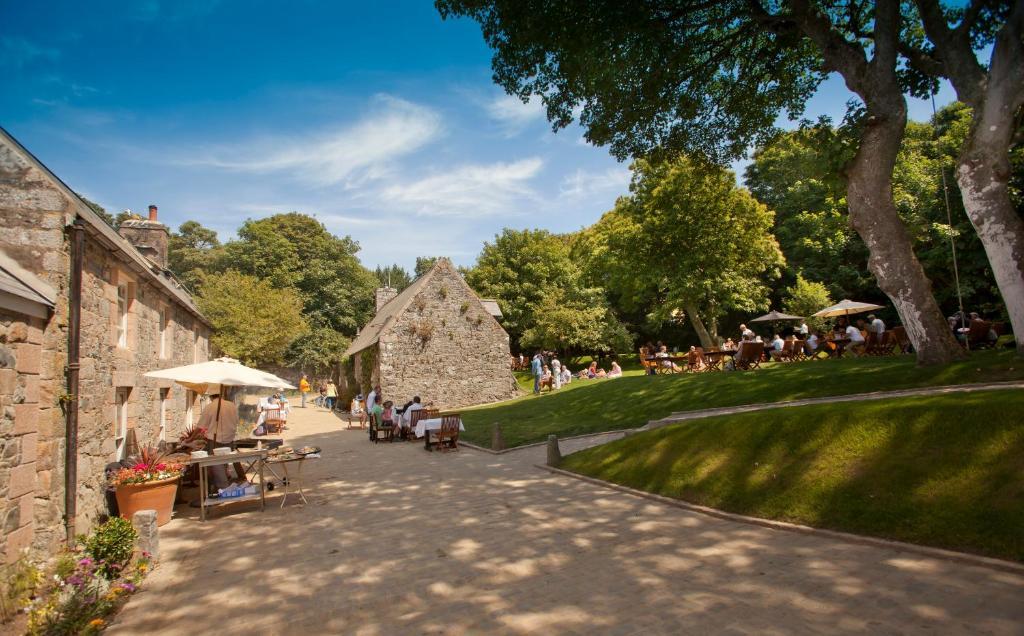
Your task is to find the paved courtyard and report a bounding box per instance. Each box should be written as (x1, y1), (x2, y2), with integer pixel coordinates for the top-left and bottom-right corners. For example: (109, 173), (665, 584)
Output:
(111, 406), (1024, 635)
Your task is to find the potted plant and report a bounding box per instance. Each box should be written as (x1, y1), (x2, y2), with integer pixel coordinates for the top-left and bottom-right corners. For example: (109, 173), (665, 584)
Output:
(111, 447), (185, 526)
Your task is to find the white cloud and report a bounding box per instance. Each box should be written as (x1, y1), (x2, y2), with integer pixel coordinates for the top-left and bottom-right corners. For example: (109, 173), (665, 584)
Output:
(485, 94), (545, 137)
(560, 167), (632, 198)
(380, 157), (543, 217)
(181, 95), (443, 187)
(0, 37), (59, 69)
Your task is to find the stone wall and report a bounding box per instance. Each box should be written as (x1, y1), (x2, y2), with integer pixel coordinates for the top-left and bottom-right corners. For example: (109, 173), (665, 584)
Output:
(0, 311), (47, 566)
(377, 261), (516, 410)
(0, 134), (210, 566)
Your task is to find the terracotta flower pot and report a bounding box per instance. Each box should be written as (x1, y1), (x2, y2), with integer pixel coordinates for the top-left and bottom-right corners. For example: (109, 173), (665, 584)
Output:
(115, 476), (180, 526)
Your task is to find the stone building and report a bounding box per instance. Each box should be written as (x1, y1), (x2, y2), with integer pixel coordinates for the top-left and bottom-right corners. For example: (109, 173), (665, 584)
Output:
(0, 127), (211, 567)
(346, 258), (516, 409)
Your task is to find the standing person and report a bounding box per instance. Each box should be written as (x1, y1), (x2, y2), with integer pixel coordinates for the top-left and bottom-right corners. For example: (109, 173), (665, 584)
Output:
(317, 380), (327, 408)
(325, 380), (338, 410)
(197, 389), (245, 491)
(366, 384), (380, 415)
(798, 321), (809, 337)
(551, 355), (562, 390)
(531, 353), (543, 395)
(299, 374), (311, 408)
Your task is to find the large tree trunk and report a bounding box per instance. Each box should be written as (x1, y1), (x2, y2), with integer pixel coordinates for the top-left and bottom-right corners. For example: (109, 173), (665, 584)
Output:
(685, 303), (716, 349)
(846, 102), (967, 365)
(953, 18), (1024, 356)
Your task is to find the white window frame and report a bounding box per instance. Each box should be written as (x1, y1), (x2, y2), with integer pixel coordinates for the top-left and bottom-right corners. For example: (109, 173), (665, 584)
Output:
(116, 284), (129, 348)
(159, 306), (168, 359)
(115, 387), (130, 459)
(159, 388), (169, 441)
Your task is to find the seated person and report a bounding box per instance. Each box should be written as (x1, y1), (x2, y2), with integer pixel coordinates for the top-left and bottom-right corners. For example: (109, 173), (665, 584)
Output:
(577, 367), (590, 379)
(739, 324), (755, 339)
(595, 367), (608, 378)
(588, 361), (599, 378)
(401, 396), (424, 428)
(380, 401), (396, 428)
(561, 366), (572, 385)
(845, 322), (866, 354)
(350, 394), (366, 428)
(607, 361), (623, 378)
(256, 394), (281, 425)
(805, 331), (819, 354)
(769, 334), (786, 360)
(540, 365), (554, 391)
(687, 345), (706, 371)
(722, 338), (737, 351)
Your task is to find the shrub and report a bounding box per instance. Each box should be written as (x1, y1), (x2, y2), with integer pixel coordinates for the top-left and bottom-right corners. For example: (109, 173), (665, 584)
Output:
(84, 518), (137, 580)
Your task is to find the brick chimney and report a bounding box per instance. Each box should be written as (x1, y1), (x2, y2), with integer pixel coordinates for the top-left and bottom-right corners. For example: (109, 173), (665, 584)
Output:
(118, 203), (169, 268)
(375, 286), (398, 311)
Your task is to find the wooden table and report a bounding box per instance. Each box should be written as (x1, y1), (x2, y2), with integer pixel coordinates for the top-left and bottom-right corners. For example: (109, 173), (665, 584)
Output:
(703, 350), (737, 371)
(645, 356), (686, 374)
(819, 338), (852, 358)
(189, 448), (268, 521)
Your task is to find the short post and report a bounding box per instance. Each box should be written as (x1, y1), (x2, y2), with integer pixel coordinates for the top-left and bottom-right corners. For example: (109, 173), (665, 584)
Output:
(491, 423), (506, 451)
(132, 510), (159, 562)
(546, 435), (562, 467)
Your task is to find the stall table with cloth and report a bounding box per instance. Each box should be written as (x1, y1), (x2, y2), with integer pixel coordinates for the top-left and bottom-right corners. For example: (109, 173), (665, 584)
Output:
(416, 417), (465, 450)
(189, 448), (268, 521)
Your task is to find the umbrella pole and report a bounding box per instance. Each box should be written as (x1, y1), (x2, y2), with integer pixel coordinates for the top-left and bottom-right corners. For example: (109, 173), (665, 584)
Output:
(215, 383), (223, 441)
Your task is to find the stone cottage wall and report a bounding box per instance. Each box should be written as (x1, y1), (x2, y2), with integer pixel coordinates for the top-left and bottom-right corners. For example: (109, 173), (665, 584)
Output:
(0, 136), (210, 565)
(377, 262), (516, 409)
(0, 311), (48, 566)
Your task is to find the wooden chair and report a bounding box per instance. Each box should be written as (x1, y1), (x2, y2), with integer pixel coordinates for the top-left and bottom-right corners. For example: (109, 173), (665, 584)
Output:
(791, 339), (806, 361)
(864, 331), (887, 356)
(434, 414), (461, 452)
(967, 320), (994, 349)
(773, 340), (795, 362)
(890, 326), (912, 354)
(406, 409), (428, 441)
(262, 408), (285, 434)
(639, 348), (657, 375)
(369, 412), (393, 443)
(686, 348), (705, 373)
(735, 342), (764, 370)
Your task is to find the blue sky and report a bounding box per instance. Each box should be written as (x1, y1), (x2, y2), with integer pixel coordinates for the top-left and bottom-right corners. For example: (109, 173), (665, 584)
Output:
(1, 0), (958, 272)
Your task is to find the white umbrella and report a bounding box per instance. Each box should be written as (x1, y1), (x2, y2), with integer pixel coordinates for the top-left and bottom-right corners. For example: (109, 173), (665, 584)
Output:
(812, 299), (885, 319)
(750, 310), (804, 322)
(144, 357), (295, 395)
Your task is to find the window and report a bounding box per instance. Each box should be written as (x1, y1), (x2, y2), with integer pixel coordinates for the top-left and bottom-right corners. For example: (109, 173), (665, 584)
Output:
(116, 284), (129, 348)
(115, 387), (130, 459)
(159, 388), (169, 441)
(159, 306), (168, 359)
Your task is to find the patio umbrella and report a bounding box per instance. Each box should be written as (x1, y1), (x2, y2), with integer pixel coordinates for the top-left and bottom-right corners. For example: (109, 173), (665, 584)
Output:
(812, 299), (885, 319)
(144, 356), (295, 395)
(750, 310), (804, 322)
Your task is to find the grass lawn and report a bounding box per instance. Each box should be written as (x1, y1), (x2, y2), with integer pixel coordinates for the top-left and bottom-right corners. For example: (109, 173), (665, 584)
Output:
(560, 390), (1024, 562)
(459, 348), (1024, 448)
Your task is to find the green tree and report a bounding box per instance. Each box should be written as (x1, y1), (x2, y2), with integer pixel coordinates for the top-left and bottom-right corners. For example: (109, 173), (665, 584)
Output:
(437, 0), (969, 363)
(196, 271), (308, 366)
(224, 213), (378, 336)
(374, 264), (413, 291)
(79, 195), (116, 227)
(581, 157), (784, 349)
(168, 221), (225, 290)
(467, 228), (629, 353)
(414, 256), (439, 277)
(783, 274), (833, 332)
(285, 326), (351, 373)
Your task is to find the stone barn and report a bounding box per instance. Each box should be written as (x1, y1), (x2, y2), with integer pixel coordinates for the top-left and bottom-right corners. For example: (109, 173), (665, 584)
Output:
(346, 258), (516, 409)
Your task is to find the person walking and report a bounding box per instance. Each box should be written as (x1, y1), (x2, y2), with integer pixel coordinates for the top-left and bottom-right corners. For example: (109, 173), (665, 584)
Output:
(531, 353), (543, 395)
(299, 373), (310, 408)
(325, 380), (338, 410)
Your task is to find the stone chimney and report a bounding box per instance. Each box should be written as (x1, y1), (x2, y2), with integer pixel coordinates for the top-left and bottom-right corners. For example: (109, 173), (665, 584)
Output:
(375, 286), (397, 311)
(118, 204), (169, 268)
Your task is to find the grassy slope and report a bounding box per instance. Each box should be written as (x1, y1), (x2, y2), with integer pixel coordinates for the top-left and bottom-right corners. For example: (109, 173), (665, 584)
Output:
(560, 390), (1024, 562)
(460, 349), (1024, 448)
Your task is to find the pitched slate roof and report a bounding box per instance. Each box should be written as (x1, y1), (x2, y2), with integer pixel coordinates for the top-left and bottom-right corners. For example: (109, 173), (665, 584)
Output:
(344, 261), (442, 357)
(0, 248), (56, 319)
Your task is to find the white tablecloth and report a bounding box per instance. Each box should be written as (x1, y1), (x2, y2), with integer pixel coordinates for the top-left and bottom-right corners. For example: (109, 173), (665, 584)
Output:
(415, 417), (465, 438)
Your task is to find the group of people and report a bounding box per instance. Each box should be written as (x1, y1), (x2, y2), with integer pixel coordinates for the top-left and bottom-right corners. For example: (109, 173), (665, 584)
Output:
(527, 351), (622, 394)
(731, 313), (889, 359)
(347, 384), (433, 438)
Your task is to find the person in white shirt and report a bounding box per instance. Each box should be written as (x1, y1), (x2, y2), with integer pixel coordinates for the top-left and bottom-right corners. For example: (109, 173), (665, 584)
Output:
(798, 322), (809, 336)
(366, 386), (379, 414)
(607, 361), (623, 378)
(806, 332), (819, 354)
(845, 323), (865, 354)
(401, 396), (424, 429)
(551, 357), (562, 390)
(867, 314), (885, 334)
(769, 334), (786, 360)
(739, 324), (755, 339)
(560, 366), (572, 385)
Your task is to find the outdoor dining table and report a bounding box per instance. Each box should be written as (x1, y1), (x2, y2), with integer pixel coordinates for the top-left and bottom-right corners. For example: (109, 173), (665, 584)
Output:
(189, 448), (268, 521)
(265, 453), (318, 507)
(703, 350), (737, 371)
(416, 417), (465, 450)
(820, 337), (852, 358)
(645, 356), (686, 373)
